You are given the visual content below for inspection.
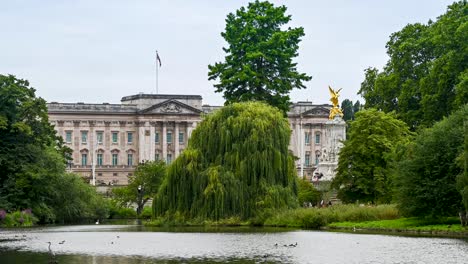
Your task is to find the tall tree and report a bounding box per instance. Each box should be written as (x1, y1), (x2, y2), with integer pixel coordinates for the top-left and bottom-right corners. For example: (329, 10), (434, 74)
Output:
(113, 161), (166, 216)
(154, 102), (298, 220)
(0, 75), (64, 211)
(331, 109), (413, 204)
(395, 105), (467, 218)
(0, 74), (104, 223)
(208, 0), (311, 114)
(353, 100), (361, 116)
(341, 99), (354, 121)
(358, 1), (468, 129)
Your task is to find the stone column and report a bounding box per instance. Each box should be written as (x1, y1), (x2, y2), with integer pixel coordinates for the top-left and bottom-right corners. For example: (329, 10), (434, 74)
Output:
(162, 122), (167, 162)
(149, 121), (156, 161)
(175, 122), (180, 158)
(295, 121), (301, 165)
(137, 121), (146, 163)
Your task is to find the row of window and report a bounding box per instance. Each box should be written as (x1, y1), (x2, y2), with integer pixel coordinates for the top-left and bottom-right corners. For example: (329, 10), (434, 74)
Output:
(66, 131), (186, 145)
(81, 153), (176, 167)
(304, 154), (321, 166)
(81, 153), (134, 166)
(154, 132), (184, 144)
(304, 133), (321, 145)
(155, 153), (173, 164)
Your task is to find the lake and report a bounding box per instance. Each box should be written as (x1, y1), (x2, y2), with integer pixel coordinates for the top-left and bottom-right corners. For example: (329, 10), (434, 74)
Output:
(0, 224), (467, 263)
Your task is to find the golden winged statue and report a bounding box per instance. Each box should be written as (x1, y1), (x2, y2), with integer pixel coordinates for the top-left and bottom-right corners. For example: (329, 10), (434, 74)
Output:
(328, 86), (344, 120)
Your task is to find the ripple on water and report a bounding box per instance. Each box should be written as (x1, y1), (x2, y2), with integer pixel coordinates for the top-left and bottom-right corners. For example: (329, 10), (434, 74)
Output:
(0, 225), (467, 264)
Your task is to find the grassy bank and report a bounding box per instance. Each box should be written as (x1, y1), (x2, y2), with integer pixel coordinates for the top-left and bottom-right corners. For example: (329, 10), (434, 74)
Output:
(146, 204), (400, 228)
(327, 217), (468, 234)
(262, 204), (399, 229)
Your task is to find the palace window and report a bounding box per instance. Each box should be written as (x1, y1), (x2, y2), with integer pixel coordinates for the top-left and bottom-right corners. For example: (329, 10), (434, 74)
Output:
(112, 153), (118, 166)
(167, 132), (172, 144)
(127, 132), (133, 144)
(305, 132), (310, 145)
(167, 153), (172, 164)
(155, 132), (160, 143)
(315, 154), (320, 165)
(65, 131), (72, 143)
(112, 132), (118, 143)
(97, 153), (103, 166)
(96, 132), (103, 144)
(155, 153), (160, 161)
(179, 132), (184, 144)
(128, 153), (133, 166)
(315, 133), (321, 144)
(81, 153), (87, 166)
(305, 154), (310, 166)
(81, 131), (88, 143)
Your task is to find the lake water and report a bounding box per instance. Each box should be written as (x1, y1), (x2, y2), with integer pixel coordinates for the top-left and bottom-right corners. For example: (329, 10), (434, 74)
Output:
(0, 224), (467, 263)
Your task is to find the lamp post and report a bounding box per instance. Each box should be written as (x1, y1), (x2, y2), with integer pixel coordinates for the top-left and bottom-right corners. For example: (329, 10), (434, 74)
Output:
(137, 185), (143, 216)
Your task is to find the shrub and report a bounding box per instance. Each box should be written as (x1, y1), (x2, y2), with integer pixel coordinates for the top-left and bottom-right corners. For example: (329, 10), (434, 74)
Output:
(0, 210), (38, 227)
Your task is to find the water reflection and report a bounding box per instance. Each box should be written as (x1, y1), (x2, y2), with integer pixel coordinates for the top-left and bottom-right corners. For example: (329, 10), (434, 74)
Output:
(0, 225), (467, 264)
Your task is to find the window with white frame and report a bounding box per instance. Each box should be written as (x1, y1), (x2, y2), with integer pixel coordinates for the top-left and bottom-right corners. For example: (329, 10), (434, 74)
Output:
(81, 131), (88, 143)
(65, 131), (72, 143)
(96, 131), (103, 144)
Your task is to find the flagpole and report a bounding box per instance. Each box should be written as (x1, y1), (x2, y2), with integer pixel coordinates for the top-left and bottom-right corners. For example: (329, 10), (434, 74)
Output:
(156, 50), (159, 94)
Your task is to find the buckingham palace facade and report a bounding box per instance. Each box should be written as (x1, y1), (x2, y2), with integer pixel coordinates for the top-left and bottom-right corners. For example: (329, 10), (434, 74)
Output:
(47, 93), (339, 185)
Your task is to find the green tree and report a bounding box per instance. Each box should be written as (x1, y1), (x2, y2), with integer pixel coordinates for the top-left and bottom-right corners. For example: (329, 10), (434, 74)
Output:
(154, 102), (298, 220)
(0, 75), (68, 219)
(113, 161), (166, 216)
(298, 179), (321, 206)
(0, 74), (104, 223)
(358, 1), (468, 129)
(208, 0), (311, 114)
(353, 100), (361, 116)
(331, 109), (413, 204)
(395, 105), (467, 219)
(341, 99), (354, 121)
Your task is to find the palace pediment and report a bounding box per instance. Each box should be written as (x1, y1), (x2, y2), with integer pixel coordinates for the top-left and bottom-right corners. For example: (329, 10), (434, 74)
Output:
(138, 99), (202, 115)
(302, 107), (330, 117)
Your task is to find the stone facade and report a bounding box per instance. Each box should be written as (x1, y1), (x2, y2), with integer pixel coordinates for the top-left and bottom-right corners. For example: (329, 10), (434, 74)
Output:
(47, 94), (344, 185)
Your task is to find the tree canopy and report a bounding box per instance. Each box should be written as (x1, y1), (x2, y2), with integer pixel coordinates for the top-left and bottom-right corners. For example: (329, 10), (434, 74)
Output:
(358, 1), (468, 129)
(0, 74), (106, 223)
(208, 0), (311, 114)
(113, 160), (166, 215)
(153, 102), (298, 220)
(395, 105), (467, 218)
(331, 109), (413, 204)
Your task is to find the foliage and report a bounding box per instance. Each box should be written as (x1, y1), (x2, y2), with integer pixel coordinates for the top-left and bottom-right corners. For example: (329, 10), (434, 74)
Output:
(395, 105), (467, 218)
(456, 113), (468, 214)
(108, 201), (137, 219)
(358, 1), (468, 129)
(154, 102), (298, 220)
(263, 204), (399, 229)
(332, 109), (413, 204)
(297, 179), (321, 206)
(341, 99), (354, 121)
(341, 99), (362, 122)
(208, 0), (311, 114)
(0, 209), (38, 227)
(47, 173), (109, 223)
(112, 160), (166, 215)
(0, 74), (105, 224)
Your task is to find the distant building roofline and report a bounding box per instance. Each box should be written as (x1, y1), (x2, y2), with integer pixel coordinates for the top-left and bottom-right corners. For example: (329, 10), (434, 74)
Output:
(121, 93), (202, 102)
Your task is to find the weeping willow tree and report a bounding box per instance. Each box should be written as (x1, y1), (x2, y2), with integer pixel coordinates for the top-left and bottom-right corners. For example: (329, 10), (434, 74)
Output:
(153, 102), (298, 220)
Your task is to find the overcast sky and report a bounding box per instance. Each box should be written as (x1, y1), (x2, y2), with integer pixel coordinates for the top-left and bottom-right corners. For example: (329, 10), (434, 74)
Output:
(1, 0), (454, 106)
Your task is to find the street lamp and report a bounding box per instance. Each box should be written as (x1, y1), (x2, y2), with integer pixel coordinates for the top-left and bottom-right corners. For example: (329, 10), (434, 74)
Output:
(137, 185), (143, 216)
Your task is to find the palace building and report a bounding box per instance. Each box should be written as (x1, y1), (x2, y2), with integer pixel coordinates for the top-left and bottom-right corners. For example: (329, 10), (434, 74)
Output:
(47, 93), (345, 185)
